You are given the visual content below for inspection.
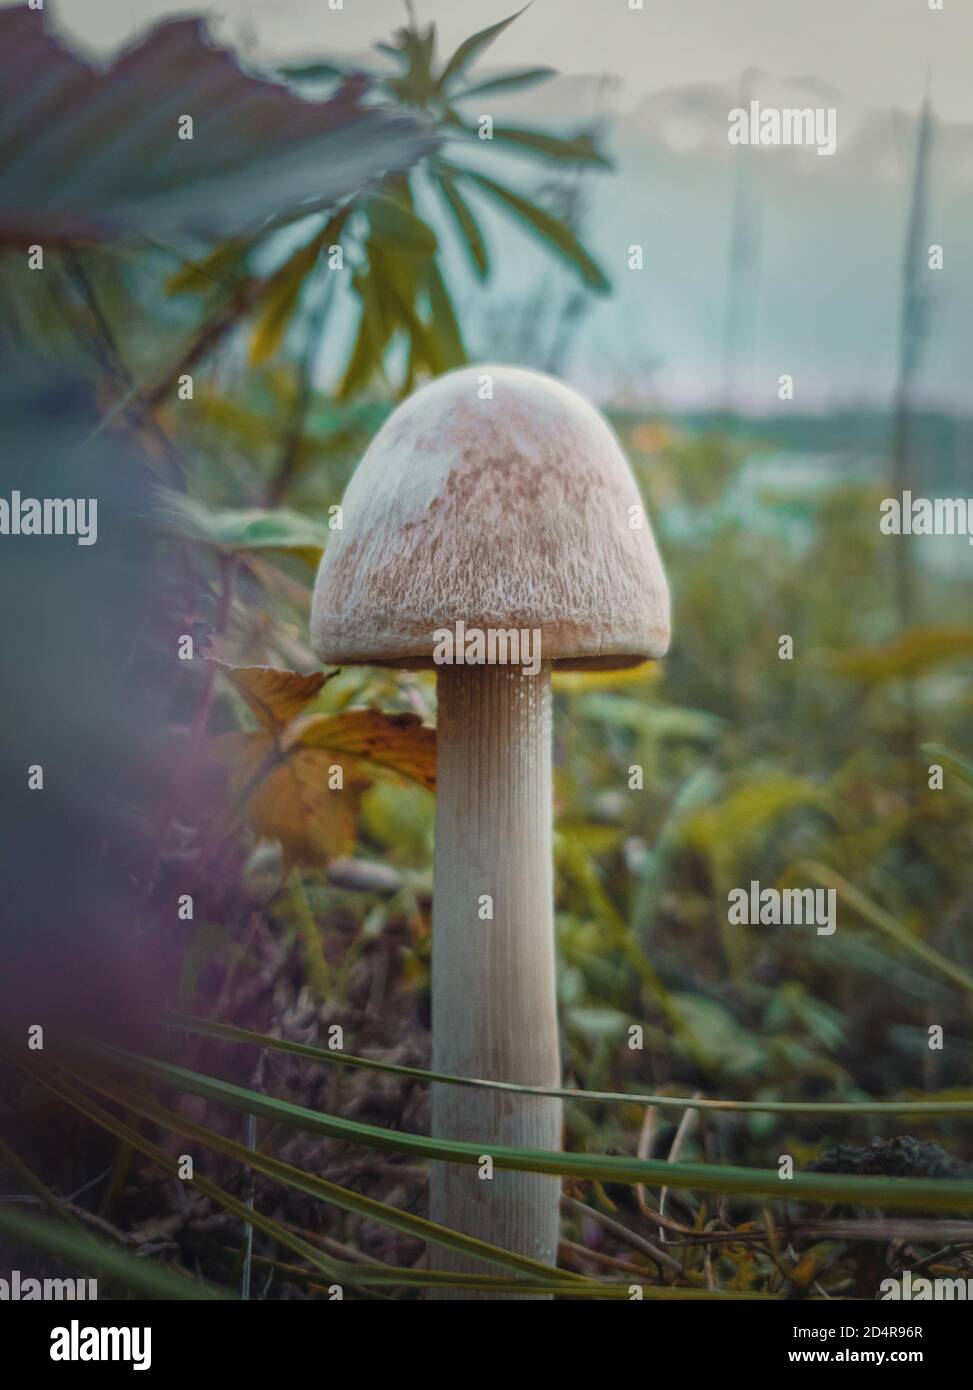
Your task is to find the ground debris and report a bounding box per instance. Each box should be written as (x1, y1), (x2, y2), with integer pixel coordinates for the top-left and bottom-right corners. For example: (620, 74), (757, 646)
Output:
(809, 1135), (972, 1181)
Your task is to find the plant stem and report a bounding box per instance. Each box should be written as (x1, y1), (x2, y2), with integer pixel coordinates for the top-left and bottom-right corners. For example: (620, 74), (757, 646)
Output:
(288, 869), (330, 997)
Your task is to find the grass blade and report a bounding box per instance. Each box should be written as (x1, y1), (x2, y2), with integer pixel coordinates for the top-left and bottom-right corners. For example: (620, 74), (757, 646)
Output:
(0, 1203), (231, 1300)
(35, 1061), (587, 1291)
(60, 1037), (973, 1212)
(795, 861), (973, 999)
(168, 1012), (973, 1117)
(23, 1064), (357, 1286)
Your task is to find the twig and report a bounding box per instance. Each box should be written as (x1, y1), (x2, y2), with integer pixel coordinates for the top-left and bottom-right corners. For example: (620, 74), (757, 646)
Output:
(561, 1194), (681, 1276)
(558, 1239), (653, 1279)
(659, 1094), (702, 1242)
(0, 1194), (131, 1246)
(635, 1104), (699, 1236)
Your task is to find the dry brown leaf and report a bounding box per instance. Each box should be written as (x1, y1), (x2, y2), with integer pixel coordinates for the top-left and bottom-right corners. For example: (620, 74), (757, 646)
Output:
(213, 665), (435, 862)
(216, 662), (329, 731)
(287, 709), (437, 791)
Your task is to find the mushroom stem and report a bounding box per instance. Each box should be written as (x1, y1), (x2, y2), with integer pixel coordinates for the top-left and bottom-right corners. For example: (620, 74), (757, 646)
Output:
(428, 660), (562, 1298)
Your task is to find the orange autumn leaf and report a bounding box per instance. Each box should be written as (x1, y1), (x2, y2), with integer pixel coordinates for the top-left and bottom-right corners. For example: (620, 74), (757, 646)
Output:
(212, 663), (436, 863)
(286, 710), (437, 791)
(219, 732), (367, 863)
(216, 661), (330, 731)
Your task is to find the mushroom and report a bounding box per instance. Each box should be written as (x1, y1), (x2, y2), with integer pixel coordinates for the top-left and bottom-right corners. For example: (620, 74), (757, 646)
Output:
(311, 364), (670, 1297)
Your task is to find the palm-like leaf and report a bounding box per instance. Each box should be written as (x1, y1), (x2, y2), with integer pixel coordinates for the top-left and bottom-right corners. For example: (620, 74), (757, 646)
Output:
(438, 6), (529, 91)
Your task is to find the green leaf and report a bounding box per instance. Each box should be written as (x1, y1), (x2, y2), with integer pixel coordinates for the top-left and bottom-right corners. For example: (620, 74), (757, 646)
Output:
(580, 695), (722, 741)
(668, 995), (766, 1077)
(83, 282), (258, 446)
(567, 1007), (630, 1041)
(0, 1204), (232, 1300)
(418, 23), (438, 76)
(827, 627), (973, 682)
(339, 269), (394, 401)
(424, 258), (467, 367)
(923, 743), (973, 789)
(62, 1038), (973, 1209)
(439, 6), (528, 90)
(370, 251), (446, 377)
(453, 67), (556, 99)
(152, 493), (328, 566)
(630, 767), (722, 942)
(792, 861), (973, 999)
(374, 42), (408, 65)
(682, 777), (830, 867)
(278, 61), (355, 81)
(249, 236), (322, 366)
(458, 169), (610, 292)
(435, 169), (489, 277)
(361, 780), (434, 863)
(489, 125), (611, 166)
(365, 194), (438, 258)
(165, 239), (250, 296)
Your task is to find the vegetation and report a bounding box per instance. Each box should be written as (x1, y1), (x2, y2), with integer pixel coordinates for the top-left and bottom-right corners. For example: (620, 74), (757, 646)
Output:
(1, 4), (972, 1301)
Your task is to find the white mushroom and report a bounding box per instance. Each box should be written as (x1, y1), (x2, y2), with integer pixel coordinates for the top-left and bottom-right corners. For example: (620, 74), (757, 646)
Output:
(312, 364), (670, 1298)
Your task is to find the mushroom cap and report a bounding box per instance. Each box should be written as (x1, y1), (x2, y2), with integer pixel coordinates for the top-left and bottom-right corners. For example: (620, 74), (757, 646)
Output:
(311, 365), (670, 670)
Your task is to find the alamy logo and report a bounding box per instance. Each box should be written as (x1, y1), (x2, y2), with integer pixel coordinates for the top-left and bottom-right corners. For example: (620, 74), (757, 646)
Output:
(880, 1271), (973, 1300)
(1, 1269), (97, 1300)
(433, 621), (542, 676)
(728, 100), (837, 156)
(50, 1320), (151, 1372)
(880, 492), (973, 543)
(0, 491), (98, 545)
(727, 880), (836, 935)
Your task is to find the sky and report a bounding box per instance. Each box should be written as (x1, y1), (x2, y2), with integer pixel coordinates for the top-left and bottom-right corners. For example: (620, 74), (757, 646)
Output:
(34, 0), (973, 125)
(16, 0), (973, 413)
